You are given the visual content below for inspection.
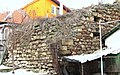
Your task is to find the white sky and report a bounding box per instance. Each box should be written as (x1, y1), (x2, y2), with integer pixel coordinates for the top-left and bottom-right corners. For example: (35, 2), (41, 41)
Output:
(60, 0), (115, 9)
(0, 0), (116, 13)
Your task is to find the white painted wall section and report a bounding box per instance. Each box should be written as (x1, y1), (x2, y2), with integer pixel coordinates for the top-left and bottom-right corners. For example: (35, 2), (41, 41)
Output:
(105, 29), (120, 50)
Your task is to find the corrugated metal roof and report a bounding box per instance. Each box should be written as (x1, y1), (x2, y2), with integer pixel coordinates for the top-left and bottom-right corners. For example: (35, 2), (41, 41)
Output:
(64, 48), (120, 63)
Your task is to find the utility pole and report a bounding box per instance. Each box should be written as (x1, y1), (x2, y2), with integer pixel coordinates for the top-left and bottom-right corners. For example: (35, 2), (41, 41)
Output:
(12, 27), (15, 74)
(99, 20), (104, 75)
(81, 63), (84, 75)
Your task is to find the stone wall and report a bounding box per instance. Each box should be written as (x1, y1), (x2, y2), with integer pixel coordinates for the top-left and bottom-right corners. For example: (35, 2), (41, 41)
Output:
(4, 3), (120, 75)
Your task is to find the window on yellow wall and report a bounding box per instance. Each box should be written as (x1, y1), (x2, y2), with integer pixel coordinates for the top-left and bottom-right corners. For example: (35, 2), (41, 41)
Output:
(51, 5), (56, 15)
(56, 7), (60, 16)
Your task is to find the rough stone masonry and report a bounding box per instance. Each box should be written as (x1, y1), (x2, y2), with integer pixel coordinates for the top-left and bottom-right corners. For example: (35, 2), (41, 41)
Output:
(3, 3), (120, 75)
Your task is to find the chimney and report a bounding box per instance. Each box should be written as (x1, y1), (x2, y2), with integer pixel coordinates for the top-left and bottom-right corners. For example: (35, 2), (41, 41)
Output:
(59, 1), (63, 15)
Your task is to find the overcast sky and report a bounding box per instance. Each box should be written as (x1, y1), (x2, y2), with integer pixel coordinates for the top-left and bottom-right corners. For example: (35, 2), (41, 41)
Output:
(0, 0), (115, 13)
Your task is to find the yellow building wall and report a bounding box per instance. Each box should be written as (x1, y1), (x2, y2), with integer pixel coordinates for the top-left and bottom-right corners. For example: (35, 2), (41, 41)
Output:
(23, 0), (46, 18)
(23, 0), (67, 19)
(46, 0), (67, 17)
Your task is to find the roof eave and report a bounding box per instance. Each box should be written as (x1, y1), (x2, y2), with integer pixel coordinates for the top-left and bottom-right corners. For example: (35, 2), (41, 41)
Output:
(52, 0), (71, 12)
(102, 23), (120, 40)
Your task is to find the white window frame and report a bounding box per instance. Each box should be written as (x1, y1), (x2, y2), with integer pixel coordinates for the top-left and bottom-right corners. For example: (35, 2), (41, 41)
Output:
(56, 6), (60, 15)
(51, 5), (56, 15)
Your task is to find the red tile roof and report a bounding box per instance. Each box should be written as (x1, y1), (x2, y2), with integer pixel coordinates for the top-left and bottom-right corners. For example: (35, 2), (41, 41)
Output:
(0, 10), (30, 24)
(0, 12), (8, 21)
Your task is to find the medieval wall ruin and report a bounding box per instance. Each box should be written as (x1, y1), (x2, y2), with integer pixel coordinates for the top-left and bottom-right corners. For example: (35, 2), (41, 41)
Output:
(3, 3), (120, 75)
